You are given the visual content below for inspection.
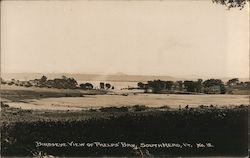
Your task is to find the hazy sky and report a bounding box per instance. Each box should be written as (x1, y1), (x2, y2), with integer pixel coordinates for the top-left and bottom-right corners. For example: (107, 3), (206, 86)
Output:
(1, 1), (249, 78)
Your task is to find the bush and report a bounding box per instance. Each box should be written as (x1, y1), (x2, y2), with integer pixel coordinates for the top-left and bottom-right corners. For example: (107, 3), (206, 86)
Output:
(1, 102), (9, 108)
(1, 105), (248, 157)
(131, 105), (148, 111)
(99, 106), (129, 112)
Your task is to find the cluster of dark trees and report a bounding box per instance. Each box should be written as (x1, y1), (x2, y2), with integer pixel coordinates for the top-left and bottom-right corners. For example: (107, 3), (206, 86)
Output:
(1, 76), (114, 90)
(137, 78), (249, 94)
(43, 76), (78, 89)
(79, 82), (94, 90)
(99, 82), (114, 90)
(79, 82), (113, 90)
(212, 0), (248, 9)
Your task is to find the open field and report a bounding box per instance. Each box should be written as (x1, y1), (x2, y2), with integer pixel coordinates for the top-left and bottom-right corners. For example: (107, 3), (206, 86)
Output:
(1, 85), (248, 110)
(4, 94), (249, 110)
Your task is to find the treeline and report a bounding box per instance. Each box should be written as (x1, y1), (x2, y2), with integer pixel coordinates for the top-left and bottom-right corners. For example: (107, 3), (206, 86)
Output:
(0, 75), (114, 90)
(137, 78), (249, 94)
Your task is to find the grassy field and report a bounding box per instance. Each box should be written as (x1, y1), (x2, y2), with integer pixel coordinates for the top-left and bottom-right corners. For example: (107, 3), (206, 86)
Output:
(1, 85), (107, 102)
(2, 85), (248, 111)
(0, 104), (248, 157)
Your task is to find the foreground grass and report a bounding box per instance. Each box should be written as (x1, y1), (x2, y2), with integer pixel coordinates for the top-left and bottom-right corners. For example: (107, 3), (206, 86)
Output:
(0, 105), (248, 157)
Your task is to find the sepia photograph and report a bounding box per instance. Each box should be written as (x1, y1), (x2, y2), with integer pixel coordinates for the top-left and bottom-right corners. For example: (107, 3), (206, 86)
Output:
(0, 0), (249, 157)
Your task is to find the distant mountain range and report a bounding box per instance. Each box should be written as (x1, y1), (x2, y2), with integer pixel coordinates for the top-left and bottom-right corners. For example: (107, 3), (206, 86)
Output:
(1, 73), (248, 82)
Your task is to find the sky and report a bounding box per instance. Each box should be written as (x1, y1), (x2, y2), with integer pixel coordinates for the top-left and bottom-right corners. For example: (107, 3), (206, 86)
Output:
(1, 1), (249, 78)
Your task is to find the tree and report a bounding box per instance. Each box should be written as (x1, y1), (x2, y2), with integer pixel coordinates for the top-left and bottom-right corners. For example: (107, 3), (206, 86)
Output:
(212, 0), (248, 9)
(220, 84), (226, 94)
(244, 82), (250, 88)
(79, 84), (85, 89)
(203, 79), (223, 87)
(105, 83), (111, 89)
(0, 77), (6, 84)
(62, 75), (68, 80)
(66, 78), (78, 89)
(227, 78), (239, 87)
(52, 76), (78, 89)
(176, 81), (183, 91)
(183, 80), (196, 92)
(165, 81), (174, 90)
(80, 83), (93, 90)
(203, 79), (225, 94)
(148, 80), (166, 93)
(137, 82), (145, 89)
(196, 79), (203, 93)
(146, 80), (174, 92)
(100, 82), (105, 89)
(40, 75), (47, 83)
